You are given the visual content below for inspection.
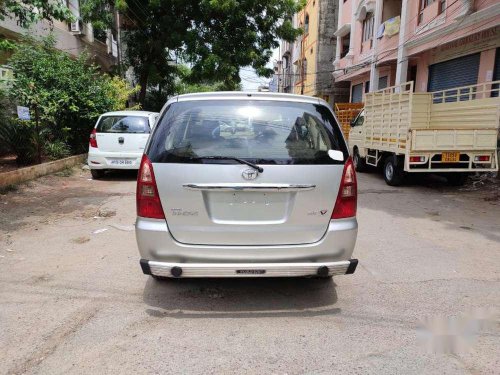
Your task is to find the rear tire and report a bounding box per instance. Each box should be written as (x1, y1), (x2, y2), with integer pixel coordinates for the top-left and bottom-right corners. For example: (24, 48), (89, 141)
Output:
(353, 149), (368, 172)
(90, 169), (105, 179)
(447, 173), (468, 186)
(383, 156), (405, 186)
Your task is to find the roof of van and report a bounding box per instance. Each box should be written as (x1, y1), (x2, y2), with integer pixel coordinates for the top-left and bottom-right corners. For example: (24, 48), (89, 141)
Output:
(100, 110), (159, 117)
(168, 92), (326, 105)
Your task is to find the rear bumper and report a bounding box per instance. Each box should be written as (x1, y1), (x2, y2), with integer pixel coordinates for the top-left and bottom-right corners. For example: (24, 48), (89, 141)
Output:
(140, 258), (358, 278)
(405, 150), (498, 172)
(87, 148), (143, 170)
(135, 217), (358, 277)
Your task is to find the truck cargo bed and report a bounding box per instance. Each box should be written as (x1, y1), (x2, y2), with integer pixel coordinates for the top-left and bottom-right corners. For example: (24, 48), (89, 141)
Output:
(349, 81), (500, 174)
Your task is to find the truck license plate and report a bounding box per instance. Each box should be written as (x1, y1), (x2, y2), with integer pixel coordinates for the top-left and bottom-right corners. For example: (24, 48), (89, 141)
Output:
(441, 152), (459, 162)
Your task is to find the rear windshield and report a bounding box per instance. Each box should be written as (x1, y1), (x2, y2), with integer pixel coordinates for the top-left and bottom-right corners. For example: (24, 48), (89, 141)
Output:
(147, 100), (347, 165)
(96, 116), (150, 134)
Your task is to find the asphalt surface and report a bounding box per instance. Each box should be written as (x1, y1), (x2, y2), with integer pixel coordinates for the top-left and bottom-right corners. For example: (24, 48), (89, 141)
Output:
(0, 167), (499, 374)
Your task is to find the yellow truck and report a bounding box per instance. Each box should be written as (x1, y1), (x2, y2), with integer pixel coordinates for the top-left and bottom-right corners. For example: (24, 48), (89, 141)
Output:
(348, 81), (500, 186)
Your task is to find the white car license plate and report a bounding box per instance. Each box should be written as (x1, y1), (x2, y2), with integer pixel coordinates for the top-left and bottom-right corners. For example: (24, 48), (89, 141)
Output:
(110, 159), (133, 165)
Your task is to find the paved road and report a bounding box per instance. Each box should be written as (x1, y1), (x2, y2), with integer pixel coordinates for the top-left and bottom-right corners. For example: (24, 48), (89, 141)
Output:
(0, 167), (498, 374)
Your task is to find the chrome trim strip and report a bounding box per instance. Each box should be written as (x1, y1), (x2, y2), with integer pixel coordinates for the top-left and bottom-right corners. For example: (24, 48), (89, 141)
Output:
(148, 260), (351, 278)
(183, 183), (316, 192)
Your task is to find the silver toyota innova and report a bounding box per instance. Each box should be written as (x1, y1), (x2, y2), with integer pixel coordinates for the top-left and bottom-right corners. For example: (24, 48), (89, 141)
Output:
(136, 92), (358, 278)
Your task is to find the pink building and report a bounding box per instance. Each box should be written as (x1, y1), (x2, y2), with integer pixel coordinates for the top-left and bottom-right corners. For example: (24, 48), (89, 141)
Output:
(333, 0), (500, 102)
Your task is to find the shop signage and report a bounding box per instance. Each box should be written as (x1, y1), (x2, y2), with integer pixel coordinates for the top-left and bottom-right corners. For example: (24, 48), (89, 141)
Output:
(431, 26), (499, 63)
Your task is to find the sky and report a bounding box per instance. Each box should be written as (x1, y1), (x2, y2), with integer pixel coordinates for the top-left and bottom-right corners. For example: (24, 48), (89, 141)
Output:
(240, 48), (281, 91)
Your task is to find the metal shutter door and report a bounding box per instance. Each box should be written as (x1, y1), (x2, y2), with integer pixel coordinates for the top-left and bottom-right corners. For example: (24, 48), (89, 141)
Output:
(428, 53), (480, 92)
(351, 83), (363, 103)
(492, 48), (499, 97)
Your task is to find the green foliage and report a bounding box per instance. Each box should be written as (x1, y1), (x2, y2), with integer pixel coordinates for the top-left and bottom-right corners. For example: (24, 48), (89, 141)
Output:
(105, 76), (141, 111)
(0, 88), (13, 155)
(186, 0), (304, 84)
(175, 65), (241, 95)
(143, 64), (236, 112)
(0, 0), (74, 27)
(80, 0), (303, 104)
(44, 140), (71, 160)
(0, 39), (17, 52)
(0, 120), (38, 165)
(7, 35), (136, 153)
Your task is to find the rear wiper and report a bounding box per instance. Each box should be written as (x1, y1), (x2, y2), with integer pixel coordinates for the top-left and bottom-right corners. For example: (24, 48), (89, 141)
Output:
(195, 156), (264, 173)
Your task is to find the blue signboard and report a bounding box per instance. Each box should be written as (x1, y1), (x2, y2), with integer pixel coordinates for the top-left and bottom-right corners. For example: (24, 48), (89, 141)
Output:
(17, 106), (30, 120)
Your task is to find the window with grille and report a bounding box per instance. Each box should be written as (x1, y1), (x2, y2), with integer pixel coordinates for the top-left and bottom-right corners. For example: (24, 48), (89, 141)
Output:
(362, 13), (374, 43)
(418, 0), (436, 24)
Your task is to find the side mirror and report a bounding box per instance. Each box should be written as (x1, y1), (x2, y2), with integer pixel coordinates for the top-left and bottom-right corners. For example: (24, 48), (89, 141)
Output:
(328, 150), (344, 162)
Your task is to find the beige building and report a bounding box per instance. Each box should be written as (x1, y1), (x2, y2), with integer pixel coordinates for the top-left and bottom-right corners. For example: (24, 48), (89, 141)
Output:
(0, 0), (118, 88)
(280, 0), (349, 105)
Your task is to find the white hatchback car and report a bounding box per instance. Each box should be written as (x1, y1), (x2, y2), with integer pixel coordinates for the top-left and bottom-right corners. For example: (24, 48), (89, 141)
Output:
(88, 111), (159, 179)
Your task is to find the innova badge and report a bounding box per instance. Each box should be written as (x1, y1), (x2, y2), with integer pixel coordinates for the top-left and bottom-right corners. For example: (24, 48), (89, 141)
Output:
(242, 169), (258, 180)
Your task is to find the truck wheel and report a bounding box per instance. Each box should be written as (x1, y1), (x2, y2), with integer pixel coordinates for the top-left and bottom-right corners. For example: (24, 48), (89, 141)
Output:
(353, 149), (368, 172)
(447, 173), (468, 186)
(383, 156), (404, 186)
(90, 169), (105, 179)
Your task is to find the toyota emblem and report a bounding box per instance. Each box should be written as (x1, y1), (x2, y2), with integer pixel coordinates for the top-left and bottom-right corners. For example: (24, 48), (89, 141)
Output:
(242, 169), (258, 180)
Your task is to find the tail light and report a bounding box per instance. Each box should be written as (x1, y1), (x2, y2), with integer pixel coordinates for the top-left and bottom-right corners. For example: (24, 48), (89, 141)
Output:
(474, 155), (490, 162)
(89, 129), (98, 148)
(332, 157), (357, 219)
(409, 156), (425, 163)
(137, 155), (165, 219)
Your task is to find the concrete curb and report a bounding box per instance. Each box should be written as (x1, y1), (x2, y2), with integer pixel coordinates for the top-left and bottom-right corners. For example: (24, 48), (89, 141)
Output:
(0, 154), (87, 189)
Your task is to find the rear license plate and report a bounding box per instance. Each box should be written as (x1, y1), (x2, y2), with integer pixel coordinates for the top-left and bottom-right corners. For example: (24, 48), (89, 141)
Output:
(441, 152), (459, 162)
(110, 159), (133, 165)
(236, 270), (266, 275)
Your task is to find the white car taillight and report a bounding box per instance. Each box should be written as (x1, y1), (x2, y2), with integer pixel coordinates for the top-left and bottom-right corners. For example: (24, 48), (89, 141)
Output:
(89, 129), (98, 148)
(136, 155), (165, 219)
(331, 157), (357, 219)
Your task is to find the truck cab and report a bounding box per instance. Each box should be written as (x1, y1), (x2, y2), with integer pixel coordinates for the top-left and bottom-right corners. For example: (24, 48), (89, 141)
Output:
(348, 109), (367, 172)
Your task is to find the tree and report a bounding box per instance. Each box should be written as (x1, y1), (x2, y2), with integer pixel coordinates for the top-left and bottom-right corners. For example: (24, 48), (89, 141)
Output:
(185, 0), (303, 87)
(143, 64), (240, 112)
(7, 35), (138, 154)
(0, 0), (74, 27)
(80, 0), (304, 104)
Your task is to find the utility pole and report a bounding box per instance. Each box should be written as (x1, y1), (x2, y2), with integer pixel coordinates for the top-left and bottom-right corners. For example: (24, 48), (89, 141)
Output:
(301, 58), (305, 95)
(114, 9), (123, 77)
(300, 35), (305, 95)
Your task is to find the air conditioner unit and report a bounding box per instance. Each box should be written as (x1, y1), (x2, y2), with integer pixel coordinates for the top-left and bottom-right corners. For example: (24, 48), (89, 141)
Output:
(70, 21), (81, 34)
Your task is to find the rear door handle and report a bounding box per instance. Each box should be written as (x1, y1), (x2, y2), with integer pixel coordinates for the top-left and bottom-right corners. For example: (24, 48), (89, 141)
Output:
(183, 183), (316, 192)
